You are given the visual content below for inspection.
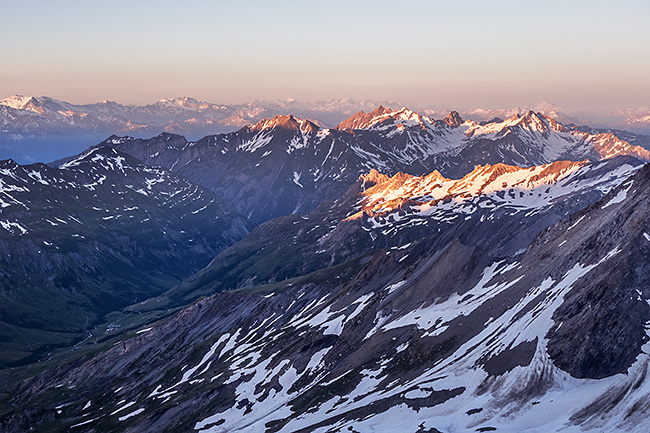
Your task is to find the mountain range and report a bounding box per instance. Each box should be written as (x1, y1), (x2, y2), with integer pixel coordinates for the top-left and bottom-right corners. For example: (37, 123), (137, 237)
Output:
(2, 95), (649, 164)
(0, 96), (393, 163)
(2, 103), (650, 432)
(104, 107), (650, 224)
(2, 150), (648, 433)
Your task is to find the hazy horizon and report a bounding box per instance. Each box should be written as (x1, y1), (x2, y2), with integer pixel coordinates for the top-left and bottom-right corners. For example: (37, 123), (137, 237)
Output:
(2, 94), (648, 117)
(3, 0), (649, 112)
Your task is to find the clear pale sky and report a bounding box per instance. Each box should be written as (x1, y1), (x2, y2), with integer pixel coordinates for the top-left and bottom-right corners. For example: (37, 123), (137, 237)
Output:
(2, 0), (649, 110)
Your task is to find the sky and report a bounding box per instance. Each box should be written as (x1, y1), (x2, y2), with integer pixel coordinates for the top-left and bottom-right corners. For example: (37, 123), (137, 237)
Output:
(2, 0), (649, 110)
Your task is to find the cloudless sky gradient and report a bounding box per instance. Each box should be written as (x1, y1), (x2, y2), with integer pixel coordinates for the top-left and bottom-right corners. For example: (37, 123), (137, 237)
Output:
(2, 0), (649, 110)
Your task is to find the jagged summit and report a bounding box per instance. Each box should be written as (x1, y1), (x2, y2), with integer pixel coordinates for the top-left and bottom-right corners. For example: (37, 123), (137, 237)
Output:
(249, 114), (320, 134)
(517, 110), (552, 131)
(443, 110), (463, 127)
(465, 110), (566, 138)
(358, 168), (392, 190)
(337, 105), (437, 131)
(370, 105), (391, 116)
(491, 110), (568, 134)
(0, 158), (19, 169)
(338, 106), (468, 132)
(336, 105), (394, 130)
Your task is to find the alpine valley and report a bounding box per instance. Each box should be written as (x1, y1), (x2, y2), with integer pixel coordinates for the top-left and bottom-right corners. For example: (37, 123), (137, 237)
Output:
(2, 105), (650, 433)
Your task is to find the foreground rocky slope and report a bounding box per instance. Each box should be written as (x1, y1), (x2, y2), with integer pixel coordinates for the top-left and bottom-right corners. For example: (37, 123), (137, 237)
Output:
(0, 146), (249, 368)
(3, 160), (650, 432)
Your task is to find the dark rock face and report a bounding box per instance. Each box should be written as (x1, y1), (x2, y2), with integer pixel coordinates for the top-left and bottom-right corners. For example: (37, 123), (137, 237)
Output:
(0, 146), (250, 367)
(482, 339), (538, 376)
(103, 123), (371, 225)
(545, 165), (650, 378)
(547, 268), (649, 379)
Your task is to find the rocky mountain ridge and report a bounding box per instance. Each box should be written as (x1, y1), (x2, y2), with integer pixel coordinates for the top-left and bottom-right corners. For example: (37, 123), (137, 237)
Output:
(155, 156), (640, 312)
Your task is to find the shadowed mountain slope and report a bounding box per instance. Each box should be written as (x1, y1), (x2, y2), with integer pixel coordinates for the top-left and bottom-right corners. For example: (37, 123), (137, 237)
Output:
(0, 146), (249, 368)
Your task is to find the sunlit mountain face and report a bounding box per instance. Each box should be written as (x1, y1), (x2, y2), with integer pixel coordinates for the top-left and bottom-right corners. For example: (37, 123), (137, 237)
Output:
(2, 101), (650, 433)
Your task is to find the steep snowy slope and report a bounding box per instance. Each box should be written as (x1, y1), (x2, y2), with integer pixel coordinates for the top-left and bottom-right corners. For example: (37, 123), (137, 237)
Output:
(0, 146), (249, 368)
(3, 160), (648, 432)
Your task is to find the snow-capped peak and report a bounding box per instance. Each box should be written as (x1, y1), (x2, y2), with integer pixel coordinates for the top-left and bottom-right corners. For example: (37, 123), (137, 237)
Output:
(514, 111), (551, 131)
(156, 97), (204, 108)
(1, 95), (33, 109)
(391, 107), (426, 124)
(465, 111), (567, 138)
(337, 105), (438, 132)
(0, 95), (43, 113)
(0, 95), (76, 116)
(235, 115), (321, 153)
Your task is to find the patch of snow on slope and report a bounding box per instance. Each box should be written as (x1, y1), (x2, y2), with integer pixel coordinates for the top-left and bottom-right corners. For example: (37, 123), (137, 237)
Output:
(179, 333), (230, 385)
(0, 220), (28, 235)
(118, 408), (145, 422)
(292, 172), (303, 188)
(602, 182), (632, 209)
(238, 131), (273, 152)
(382, 261), (520, 334)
